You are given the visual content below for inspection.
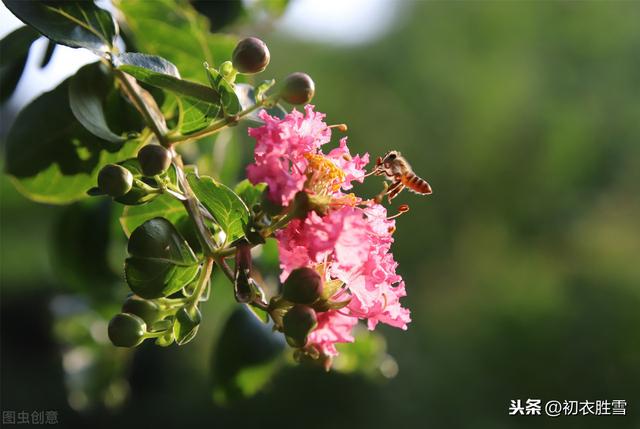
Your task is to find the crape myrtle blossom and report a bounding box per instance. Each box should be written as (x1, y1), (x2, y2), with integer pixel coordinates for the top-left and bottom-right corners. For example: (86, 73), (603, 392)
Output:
(247, 105), (410, 359)
(247, 105), (368, 206)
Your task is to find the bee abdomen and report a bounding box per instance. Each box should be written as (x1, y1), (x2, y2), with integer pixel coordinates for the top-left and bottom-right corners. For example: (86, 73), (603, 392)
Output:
(401, 173), (432, 195)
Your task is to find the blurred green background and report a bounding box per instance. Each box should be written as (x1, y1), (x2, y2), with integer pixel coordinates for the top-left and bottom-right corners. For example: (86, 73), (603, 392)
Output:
(2, 1), (639, 428)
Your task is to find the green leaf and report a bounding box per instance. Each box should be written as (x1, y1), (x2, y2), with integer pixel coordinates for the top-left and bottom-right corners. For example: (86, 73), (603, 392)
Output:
(125, 217), (199, 299)
(235, 83), (287, 123)
(175, 96), (221, 135)
(5, 74), (145, 204)
(245, 304), (270, 324)
(116, 53), (221, 103)
(205, 65), (240, 115)
(127, 217), (197, 264)
(211, 306), (285, 404)
(116, 52), (180, 78)
(0, 26), (40, 103)
(255, 79), (276, 103)
(117, 0), (237, 83)
(234, 179), (266, 209)
(4, 0), (118, 55)
(69, 63), (126, 143)
(116, 52), (223, 134)
(125, 257), (199, 299)
(174, 306), (201, 345)
(120, 193), (187, 237)
(186, 173), (250, 243)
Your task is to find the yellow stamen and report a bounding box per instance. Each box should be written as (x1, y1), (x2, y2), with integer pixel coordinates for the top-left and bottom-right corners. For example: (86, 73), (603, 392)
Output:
(305, 153), (346, 193)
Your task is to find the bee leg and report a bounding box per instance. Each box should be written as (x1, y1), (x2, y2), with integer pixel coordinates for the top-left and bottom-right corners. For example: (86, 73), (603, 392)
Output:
(385, 181), (404, 203)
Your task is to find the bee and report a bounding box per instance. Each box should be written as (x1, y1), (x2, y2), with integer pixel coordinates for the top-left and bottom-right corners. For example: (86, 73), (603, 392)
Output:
(370, 150), (432, 202)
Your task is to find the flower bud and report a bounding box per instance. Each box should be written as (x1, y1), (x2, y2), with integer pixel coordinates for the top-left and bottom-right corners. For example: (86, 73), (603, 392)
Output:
(282, 267), (323, 305)
(121, 295), (162, 326)
(283, 304), (317, 348)
(137, 145), (172, 176)
(108, 313), (146, 347)
(174, 306), (201, 345)
(232, 37), (270, 74)
(98, 164), (133, 197)
(127, 217), (176, 259)
(280, 72), (315, 105)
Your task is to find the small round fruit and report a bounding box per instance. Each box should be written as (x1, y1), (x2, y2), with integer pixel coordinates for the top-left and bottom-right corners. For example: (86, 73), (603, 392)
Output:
(108, 313), (146, 347)
(283, 305), (318, 348)
(281, 72), (315, 105)
(121, 296), (162, 326)
(98, 164), (133, 197)
(137, 145), (172, 176)
(232, 37), (270, 74)
(127, 217), (176, 259)
(282, 267), (323, 304)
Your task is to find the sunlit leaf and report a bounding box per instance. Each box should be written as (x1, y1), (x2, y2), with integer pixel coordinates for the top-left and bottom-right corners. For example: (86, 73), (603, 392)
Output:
(69, 62), (126, 143)
(186, 173), (249, 243)
(5, 75), (145, 204)
(205, 65), (240, 115)
(120, 194), (187, 237)
(116, 53), (220, 103)
(125, 217), (199, 299)
(234, 179), (266, 209)
(174, 306), (201, 345)
(235, 83), (286, 123)
(4, 0), (118, 55)
(116, 0), (237, 82)
(116, 52), (222, 134)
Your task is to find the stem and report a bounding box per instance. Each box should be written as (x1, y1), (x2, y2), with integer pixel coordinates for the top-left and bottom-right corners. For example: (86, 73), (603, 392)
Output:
(168, 102), (265, 144)
(187, 257), (214, 309)
(172, 151), (218, 255)
(263, 210), (297, 237)
(114, 69), (169, 147)
(213, 255), (235, 283)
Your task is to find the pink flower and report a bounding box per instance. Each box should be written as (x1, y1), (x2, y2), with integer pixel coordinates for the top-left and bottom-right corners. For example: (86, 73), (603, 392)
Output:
(250, 105), (411, 360)
(276, 203), (411, 355)
(247, 105), (368, 206)
(306, 310), (357, 357)
(326, 137), (369, 191)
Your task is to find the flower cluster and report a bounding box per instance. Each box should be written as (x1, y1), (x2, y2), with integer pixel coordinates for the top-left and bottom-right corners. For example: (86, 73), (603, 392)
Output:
(247, 105), (368, 207)
(247, 106), (411, 363)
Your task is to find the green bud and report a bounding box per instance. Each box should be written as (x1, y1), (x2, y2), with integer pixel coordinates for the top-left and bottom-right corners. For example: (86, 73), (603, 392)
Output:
(283, 304), (317, 348)
(127, 217), (176, 259)
(281, 72), (315, 105)
(121, 295), (162, 326)
(174, 306), (201, 345)
(98, 164), (133, 197)
(108, 313), (146, 347)
(282, 267), (323, 305)
(137, 145), (172, 176)
(232, 37), (270, 74)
